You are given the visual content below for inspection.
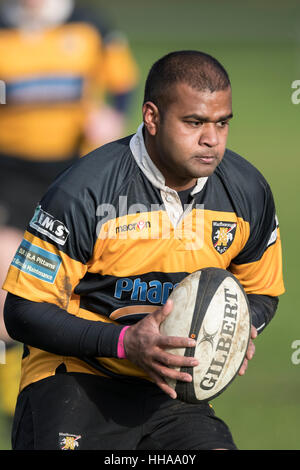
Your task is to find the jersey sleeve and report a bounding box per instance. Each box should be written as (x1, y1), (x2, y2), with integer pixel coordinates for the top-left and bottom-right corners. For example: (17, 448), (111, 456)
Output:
(101, 33), (139, 96)
(229, 181), (285, 297)
(2, 181), (95, 314)
(71, 6), (139, 96)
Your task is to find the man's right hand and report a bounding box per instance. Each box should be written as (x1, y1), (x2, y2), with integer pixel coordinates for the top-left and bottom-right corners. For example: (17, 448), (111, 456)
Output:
(123, 299), (198, 399)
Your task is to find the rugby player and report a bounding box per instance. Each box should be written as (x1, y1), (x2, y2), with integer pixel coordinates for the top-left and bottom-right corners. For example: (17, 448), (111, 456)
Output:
(3, 50), (284, 450)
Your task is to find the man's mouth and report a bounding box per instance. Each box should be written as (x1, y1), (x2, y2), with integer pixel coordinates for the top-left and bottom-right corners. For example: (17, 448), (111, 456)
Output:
(193, 155), (217, 164)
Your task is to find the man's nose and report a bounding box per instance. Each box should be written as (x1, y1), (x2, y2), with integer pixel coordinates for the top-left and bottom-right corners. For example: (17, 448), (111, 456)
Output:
(199, 123), (219, 147)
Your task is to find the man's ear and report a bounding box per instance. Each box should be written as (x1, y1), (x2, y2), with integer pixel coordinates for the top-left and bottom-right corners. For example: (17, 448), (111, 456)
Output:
(142, 101), (160, 136)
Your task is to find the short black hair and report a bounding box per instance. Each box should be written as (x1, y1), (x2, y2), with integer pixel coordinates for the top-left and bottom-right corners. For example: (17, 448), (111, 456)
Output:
(143, 50), (231, 111)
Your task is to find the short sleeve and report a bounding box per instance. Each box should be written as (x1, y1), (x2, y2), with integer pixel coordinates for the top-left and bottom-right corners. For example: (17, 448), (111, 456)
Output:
(2, 183), (96, 312)
(229, 182), (285, 297)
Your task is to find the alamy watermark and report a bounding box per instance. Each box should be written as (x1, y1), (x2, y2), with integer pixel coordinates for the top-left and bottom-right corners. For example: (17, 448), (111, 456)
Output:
(95, 198), (205, 251)
(0, 340), (6, 364)
(291, 80), (300, 104)
(0, 80), (6, 104)
(291, 340), (300, 365)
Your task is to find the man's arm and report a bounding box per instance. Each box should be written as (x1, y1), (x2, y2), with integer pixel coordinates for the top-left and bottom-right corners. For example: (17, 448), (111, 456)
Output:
(248, 294), (279, 334)
(4, 293), (124, 358)
(4, 293), (198, 399)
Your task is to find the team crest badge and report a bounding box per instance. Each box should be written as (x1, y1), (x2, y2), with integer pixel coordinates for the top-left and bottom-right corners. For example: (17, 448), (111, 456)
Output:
(59, 433), (81, 450)
(212, 221), (237, 254)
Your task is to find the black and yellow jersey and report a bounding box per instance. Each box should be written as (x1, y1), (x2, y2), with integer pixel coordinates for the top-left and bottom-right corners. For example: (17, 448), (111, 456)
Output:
(3, 125), (285, 391)
(0, 6), (138, 160)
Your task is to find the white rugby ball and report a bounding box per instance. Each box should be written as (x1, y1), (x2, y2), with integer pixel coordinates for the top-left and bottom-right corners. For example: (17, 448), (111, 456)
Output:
(159, 267), (251, 403)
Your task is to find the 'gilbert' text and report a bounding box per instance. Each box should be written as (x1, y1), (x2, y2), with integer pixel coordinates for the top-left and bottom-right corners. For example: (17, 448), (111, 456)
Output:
(200, 288), (238, 390)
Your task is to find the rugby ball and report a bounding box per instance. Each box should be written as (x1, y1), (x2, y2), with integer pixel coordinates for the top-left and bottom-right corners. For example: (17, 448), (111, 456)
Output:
(159, 267), (251, 403)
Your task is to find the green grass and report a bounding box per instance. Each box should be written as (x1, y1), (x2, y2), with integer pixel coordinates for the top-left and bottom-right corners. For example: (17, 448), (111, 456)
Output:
(1, 0), (300, 450)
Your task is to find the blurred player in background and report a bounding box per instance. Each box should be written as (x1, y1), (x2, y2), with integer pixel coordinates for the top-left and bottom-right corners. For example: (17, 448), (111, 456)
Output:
(0, 0), (138, 425)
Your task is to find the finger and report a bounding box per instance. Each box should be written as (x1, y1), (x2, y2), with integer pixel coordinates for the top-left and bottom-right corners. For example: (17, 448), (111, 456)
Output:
(146, 369), (178, 399)
(238, 357), (248, 376)
(148, 361), (194, 400)
(152, 349), (198, 369)
(154, 362), (194, 383)
(163, 298), (173, 315)
(158, 382), (177, 400)
(246, 339), (255, 360)
(157, 334), (197, 350)
(152, 298), (174, 325)
(251, 325), (258, 339)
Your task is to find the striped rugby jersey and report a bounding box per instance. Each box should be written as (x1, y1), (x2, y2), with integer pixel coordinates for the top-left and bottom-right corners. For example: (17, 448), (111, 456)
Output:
(3, 124), (285, 390)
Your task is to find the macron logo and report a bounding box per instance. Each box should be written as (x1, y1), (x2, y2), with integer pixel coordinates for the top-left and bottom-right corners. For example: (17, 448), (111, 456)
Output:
(115, 220), (151, 234)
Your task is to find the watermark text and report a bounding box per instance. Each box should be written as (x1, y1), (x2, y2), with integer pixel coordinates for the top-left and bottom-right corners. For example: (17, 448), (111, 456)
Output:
(291, 80), (300, 104)
(95, 198), (205, 251)
(291, 340), (300, 364)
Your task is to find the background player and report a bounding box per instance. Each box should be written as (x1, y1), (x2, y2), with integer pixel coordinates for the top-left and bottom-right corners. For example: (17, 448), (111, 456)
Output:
(0, 0), (138, 422)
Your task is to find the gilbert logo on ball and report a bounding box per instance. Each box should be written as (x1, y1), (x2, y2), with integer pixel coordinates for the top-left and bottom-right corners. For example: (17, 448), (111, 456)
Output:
(160, 267), (251, 403)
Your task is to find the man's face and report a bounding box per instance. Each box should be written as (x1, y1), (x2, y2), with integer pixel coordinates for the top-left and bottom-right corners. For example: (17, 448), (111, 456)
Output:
(143, 83), (233, 189)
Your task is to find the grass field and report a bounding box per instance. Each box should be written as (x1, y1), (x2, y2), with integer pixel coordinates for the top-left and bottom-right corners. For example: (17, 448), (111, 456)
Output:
(1, 0), (300, 450)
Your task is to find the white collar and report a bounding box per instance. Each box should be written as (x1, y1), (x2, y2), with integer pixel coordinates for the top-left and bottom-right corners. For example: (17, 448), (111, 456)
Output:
(129, 123), (208, 196)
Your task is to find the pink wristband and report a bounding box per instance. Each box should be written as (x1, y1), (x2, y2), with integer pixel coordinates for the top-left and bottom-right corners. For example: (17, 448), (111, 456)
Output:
(117, 326), (130, 359)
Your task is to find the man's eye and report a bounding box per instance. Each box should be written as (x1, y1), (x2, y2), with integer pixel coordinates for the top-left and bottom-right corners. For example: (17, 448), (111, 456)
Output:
(185, 121), (202, 127)
(217, 121), (229, 128)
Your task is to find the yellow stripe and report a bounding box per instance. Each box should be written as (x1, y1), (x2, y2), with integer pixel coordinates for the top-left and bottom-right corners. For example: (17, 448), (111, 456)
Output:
(91, 209), (249, 276)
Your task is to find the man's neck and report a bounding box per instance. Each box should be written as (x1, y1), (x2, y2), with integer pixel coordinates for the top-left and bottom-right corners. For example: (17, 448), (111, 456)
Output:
(143, 128), (197, 192)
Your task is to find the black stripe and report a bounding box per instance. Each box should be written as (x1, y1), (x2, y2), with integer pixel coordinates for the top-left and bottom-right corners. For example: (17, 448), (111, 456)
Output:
(77, 271), (189, 321)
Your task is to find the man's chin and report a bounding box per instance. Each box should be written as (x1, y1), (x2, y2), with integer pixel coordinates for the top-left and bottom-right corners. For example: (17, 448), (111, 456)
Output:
(191, 164), (219, 178)
(192, 159), (220, 178)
